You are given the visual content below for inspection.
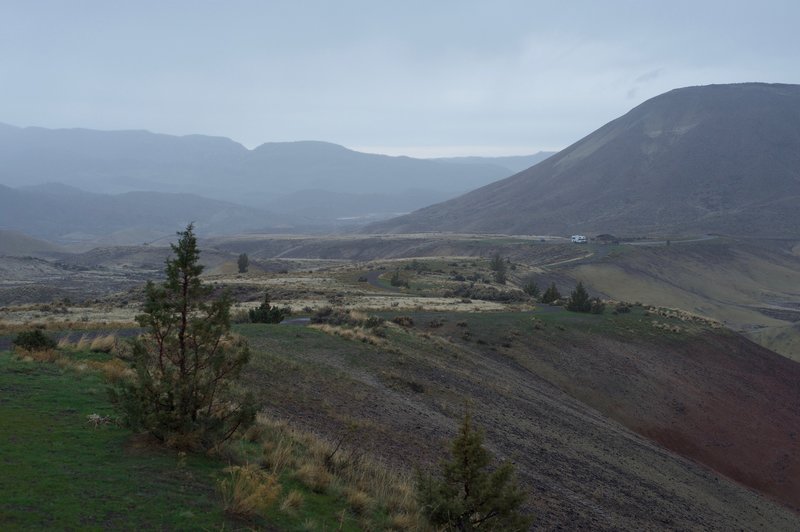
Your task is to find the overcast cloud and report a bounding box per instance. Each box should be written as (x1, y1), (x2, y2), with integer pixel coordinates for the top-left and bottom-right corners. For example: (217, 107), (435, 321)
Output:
(0, 0), (798, 156)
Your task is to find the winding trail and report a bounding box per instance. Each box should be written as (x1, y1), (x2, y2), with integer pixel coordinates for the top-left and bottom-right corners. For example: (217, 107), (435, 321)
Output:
(364, 270), (403, 292)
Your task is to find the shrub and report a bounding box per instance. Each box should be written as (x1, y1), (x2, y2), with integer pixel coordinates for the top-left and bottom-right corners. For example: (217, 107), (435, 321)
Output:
(364, 316), (385, 329)
(522, 279), (540, 298)
(448, 284), (526, 303)
(390, 270), (410, 288)
(392, 316), (414, 327)
(416, 412), (530, 531)
(541, 282), (561, 304)
(249, 291), (289, 324)
(232, 309), (251, 324)
(312, 306), (334, 322)
(590, 297), (606, 314)
(311, 307), (358, 326)
(614, 302), (632, 314)
(12, 329), (57, 352)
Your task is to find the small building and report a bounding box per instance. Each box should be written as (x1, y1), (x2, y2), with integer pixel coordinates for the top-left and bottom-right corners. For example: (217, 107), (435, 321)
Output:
(571, 235), (587, 243)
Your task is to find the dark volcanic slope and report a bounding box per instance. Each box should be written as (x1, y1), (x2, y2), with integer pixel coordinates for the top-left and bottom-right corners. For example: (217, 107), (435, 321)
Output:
(369, 83), (800, 237)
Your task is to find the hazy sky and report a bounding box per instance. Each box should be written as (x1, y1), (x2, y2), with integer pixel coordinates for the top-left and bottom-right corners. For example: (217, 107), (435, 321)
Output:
(1, 1), (798, 157)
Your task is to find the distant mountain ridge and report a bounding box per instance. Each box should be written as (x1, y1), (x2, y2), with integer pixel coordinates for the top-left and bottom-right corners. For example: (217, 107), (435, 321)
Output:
(0, 124), (543, 221)
(368, 83), (800, 237)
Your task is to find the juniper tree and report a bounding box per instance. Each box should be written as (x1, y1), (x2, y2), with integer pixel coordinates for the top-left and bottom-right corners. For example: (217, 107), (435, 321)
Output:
(566, 281), (592, 313)
(541, 282), (561, 304)
(237, 253), (249, 273)
(489, 253), (507, 284)
(110, 224), (255, 449)
(417, 412), (530, 531)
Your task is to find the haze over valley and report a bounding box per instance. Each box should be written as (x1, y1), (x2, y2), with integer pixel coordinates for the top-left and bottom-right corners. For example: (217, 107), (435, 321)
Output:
(2, 2), (800, 530)
(0, 122), (556, 242)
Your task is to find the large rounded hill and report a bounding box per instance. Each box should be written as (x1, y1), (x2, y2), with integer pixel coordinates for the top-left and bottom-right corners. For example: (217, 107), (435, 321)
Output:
(368, 83), (800, 237)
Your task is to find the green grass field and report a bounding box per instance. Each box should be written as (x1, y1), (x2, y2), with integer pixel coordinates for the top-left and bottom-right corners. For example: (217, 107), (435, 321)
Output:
(0, 350), (403, 531)
(0, 353), (235, 530)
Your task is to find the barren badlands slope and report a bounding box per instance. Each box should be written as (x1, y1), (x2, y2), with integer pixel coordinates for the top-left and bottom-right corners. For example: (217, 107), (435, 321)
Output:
(370, 83), (800, 237)
(239, 309), (800, 529)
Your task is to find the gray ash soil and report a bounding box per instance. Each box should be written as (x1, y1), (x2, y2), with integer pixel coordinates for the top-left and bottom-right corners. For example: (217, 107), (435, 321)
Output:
(241, 315), (800, 530)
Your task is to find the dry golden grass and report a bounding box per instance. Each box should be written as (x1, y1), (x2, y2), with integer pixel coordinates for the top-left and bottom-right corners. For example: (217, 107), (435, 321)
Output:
(344, 488), (372, 515)
(89, 333), (118, 353)
(279, 490), (305, 515)
(218, 464), (281, 518)
(262, 435), (297, 475)
(646, 306), (723, 327)
(295, 463), (333, 494)
(387, 511), (425, 531)
(0, 317), (136, 334)
(11, 335), (137, 386)
(87, 358), (134, 384)
(15, 348), (60, 363)
(76, 334), (92, 351)
(252, 413), (424, 526)
(309, 324), (385, 346)
(57, 336), (73, 349)
(299, 518), (317, 531)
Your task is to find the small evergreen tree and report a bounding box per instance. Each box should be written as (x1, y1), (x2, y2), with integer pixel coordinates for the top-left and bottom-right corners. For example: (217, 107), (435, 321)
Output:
(249, 291), (288, 324)
(417, 412), (530, 531)
(540, 282), (561, 304)
(237, 253), (249, 273)
(566, 281), (592, 312)
(489, 253), (507, 284)
(110, 224), (256, 449)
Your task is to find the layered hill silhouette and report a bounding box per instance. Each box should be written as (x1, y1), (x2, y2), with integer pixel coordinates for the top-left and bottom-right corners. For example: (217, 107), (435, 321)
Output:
(0, 123), (548, 223)
(369, 83), (800, 237)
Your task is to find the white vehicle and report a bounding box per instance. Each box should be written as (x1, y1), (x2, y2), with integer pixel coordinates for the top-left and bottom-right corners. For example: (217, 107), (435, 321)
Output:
(571, 235), (587, 243)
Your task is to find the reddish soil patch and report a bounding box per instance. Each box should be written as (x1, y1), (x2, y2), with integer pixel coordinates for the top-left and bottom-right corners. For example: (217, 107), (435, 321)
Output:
(519, 327), (800, 512)
(634, 333), (800, 510)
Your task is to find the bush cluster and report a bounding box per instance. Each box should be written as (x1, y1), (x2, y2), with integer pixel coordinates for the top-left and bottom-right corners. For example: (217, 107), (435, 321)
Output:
(541, 283), (562, 304)
(390, 270), (410, 288)
(13, 329), (57, 351)
(249, 292), (290, 324)
(448, 283), (526, 303)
